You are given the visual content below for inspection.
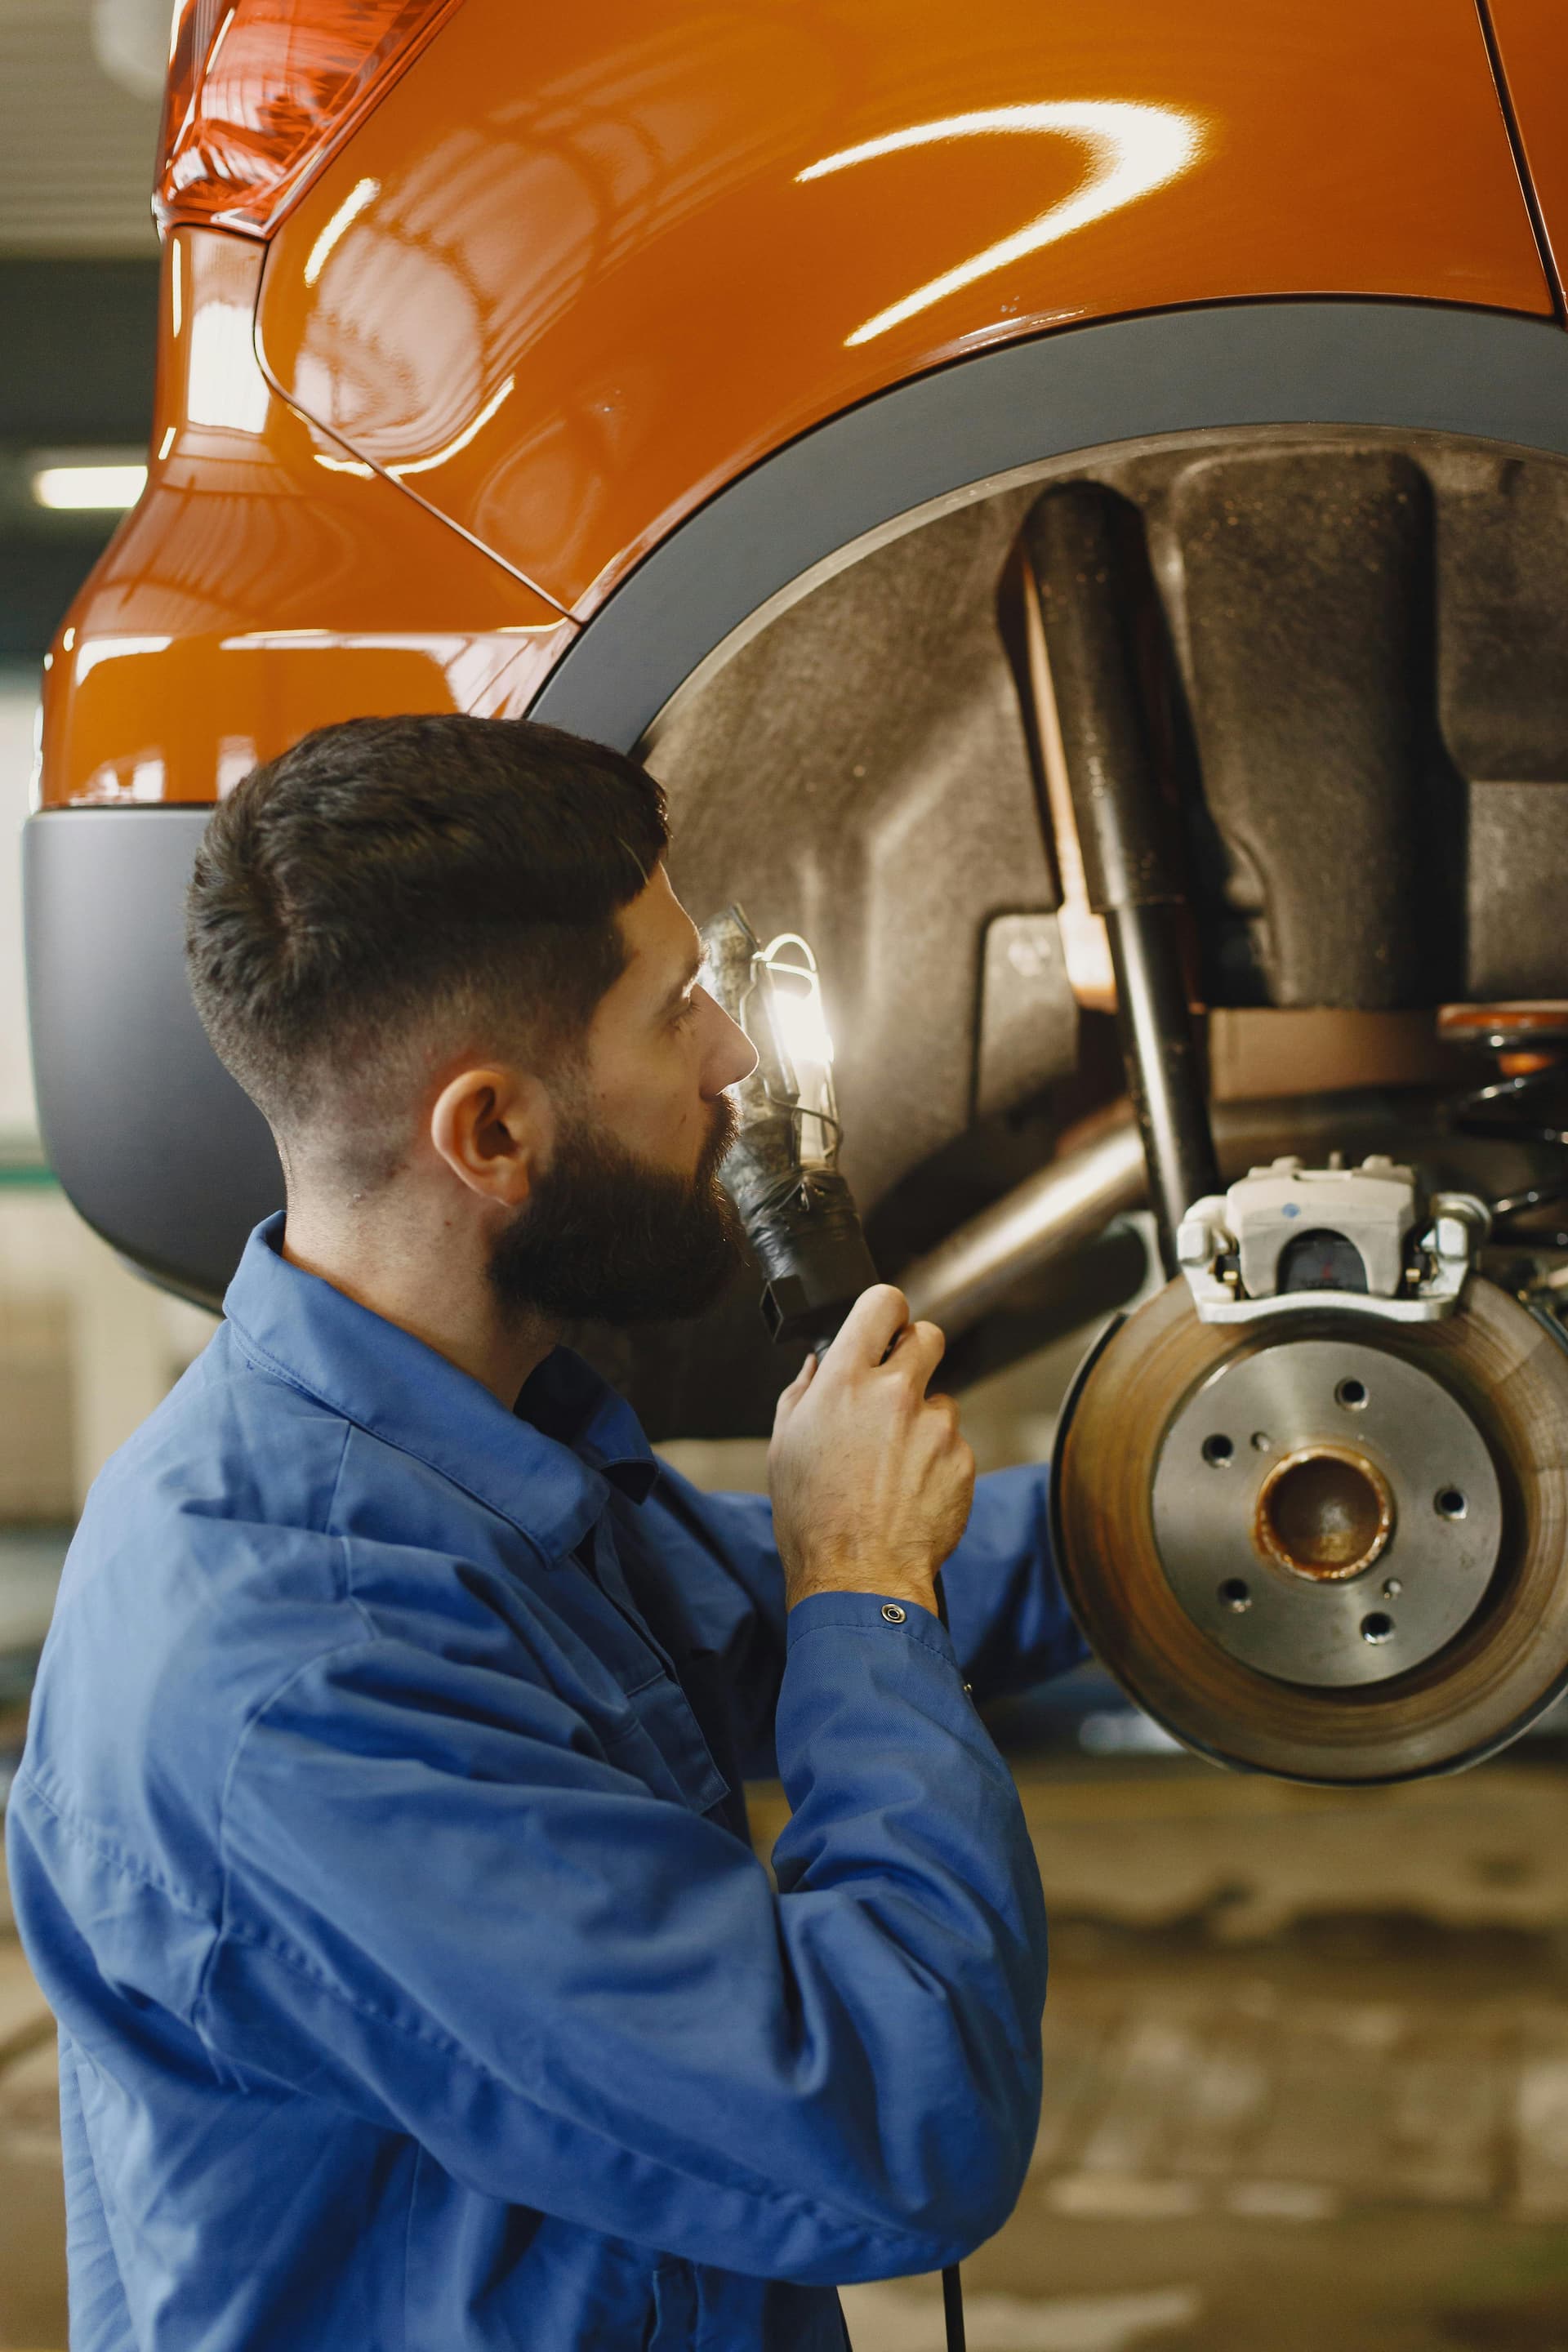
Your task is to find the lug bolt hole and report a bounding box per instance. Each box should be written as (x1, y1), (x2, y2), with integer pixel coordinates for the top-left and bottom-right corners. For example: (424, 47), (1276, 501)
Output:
(1218, 1579), (1252, 1612)
(1202, 1434), (1235, 1468)
(1335, 1378), (1369, 1411)
(1436, 1487), (1468, 1521)
(1361, 1611), (1396, 1645)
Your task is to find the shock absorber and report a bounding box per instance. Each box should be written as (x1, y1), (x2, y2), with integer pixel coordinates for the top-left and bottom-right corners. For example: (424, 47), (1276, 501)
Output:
(1023, 482), (1219, 1272)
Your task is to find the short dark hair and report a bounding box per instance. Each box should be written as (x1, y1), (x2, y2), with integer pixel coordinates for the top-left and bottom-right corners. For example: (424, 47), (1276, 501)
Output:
(186, 714), (668, 1187)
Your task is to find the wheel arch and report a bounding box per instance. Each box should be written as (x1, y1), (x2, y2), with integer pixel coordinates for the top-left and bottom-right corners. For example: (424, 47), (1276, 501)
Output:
(26, 298), (1568, 1308)
(529, 297), (1568, 751)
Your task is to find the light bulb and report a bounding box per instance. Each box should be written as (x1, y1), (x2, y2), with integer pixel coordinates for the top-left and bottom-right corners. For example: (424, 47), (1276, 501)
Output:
(751, 933), (839, 1171)
(697, 905), (877, 1347)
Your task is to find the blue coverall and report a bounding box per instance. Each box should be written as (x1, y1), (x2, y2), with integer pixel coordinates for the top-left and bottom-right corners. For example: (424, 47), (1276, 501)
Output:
(7, 1214), (1085, 2350)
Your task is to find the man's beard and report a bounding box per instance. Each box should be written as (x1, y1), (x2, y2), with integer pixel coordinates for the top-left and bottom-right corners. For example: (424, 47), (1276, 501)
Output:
(487, 1094), (743, 1327)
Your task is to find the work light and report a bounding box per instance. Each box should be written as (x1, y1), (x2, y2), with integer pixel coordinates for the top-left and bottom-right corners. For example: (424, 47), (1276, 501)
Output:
(698, 906), (878, 1354)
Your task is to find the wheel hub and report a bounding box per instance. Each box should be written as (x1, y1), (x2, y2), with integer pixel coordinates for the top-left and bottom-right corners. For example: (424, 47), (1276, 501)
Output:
(1150, 1339), (1502, 1688)
(1256, 1446), (1393, 1582)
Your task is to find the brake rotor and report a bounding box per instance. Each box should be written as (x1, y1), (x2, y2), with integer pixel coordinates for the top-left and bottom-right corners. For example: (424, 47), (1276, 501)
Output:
(1052, 1275), (1568, 1783)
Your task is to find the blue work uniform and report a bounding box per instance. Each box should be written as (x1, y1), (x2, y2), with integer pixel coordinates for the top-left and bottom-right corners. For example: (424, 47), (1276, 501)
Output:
(8, 1216), (1085, 2352)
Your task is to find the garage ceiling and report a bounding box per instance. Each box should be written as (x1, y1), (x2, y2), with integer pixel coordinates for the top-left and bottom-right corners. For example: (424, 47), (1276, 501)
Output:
(0, 2), (167, 649)
(0, 0), (163, 256)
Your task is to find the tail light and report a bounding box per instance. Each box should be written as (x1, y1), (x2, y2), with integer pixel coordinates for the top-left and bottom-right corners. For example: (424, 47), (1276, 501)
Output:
(156, 0), (466, 237)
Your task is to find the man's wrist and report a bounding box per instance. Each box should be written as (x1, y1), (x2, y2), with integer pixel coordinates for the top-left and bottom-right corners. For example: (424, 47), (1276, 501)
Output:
(785, 1570), (939, 1619)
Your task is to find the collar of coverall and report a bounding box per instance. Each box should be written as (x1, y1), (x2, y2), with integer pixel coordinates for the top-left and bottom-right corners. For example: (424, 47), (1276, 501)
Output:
(223, 1214), (659, 1563)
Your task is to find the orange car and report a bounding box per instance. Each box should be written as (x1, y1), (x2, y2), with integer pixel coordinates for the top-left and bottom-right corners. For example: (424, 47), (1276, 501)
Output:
(24, 0), (1568, 1771)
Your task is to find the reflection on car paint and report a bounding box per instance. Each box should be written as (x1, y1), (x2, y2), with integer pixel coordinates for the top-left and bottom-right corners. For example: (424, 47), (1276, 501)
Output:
(38, 228), (570, 806)
(797, 100), (1209, 348)
(254, 0), (1552, 616)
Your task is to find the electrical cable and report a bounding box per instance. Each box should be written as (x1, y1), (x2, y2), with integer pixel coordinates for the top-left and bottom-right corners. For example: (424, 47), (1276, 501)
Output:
(942, 2261), (969, 2352)
(934, 1573), (965, 2352)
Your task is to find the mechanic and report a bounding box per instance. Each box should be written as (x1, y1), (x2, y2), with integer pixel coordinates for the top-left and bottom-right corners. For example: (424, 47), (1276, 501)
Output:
(8, 714), (1085, 2352)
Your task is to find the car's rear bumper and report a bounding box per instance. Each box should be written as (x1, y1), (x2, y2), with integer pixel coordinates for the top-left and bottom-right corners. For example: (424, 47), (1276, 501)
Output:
(24, 805), (280, 1304)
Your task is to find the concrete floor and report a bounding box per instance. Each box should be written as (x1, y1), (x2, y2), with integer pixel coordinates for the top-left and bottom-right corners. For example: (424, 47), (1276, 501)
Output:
(4, 1752), (1568, 2350)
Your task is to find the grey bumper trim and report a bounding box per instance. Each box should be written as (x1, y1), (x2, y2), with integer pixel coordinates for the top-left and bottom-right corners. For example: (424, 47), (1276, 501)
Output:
(24, 804), (283, 1305)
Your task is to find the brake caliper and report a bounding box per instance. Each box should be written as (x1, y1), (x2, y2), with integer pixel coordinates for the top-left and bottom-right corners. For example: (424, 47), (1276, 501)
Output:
(1176, 1154), (1491, 1325)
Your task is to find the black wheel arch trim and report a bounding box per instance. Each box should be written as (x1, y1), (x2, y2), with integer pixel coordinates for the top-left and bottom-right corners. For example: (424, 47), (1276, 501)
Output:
(528, 297), (1568, 751)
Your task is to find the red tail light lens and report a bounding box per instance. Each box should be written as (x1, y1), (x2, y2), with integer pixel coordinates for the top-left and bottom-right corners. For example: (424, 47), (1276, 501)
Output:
(156, 0), (465, 236)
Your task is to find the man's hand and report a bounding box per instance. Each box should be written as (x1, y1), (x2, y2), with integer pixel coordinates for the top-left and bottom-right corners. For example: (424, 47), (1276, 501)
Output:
(768, 1284), (975, 1617)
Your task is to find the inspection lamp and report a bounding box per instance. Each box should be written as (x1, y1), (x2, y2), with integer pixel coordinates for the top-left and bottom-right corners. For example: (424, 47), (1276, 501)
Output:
(701, 906), (969, 2351)
(698, 906), (879, 1354)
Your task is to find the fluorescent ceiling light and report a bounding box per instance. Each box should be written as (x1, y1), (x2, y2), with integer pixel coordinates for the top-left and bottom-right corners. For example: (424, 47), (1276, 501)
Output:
(30, 461), (148, 511)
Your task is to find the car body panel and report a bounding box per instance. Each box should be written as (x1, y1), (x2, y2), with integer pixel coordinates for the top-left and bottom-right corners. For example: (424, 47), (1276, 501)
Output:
(253, 0), (1550, 618)
(1487, 0), (1568, 310)
(39, 229), (571, 808)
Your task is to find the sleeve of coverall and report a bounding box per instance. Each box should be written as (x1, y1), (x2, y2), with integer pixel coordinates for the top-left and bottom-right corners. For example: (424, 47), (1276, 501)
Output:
(658, 1458), (1087, 1768)
(208, 1592), (1049, 2284)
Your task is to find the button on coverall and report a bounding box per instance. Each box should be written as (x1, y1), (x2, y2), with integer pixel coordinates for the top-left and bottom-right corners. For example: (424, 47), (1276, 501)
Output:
(7, 1215), (1085, 2350)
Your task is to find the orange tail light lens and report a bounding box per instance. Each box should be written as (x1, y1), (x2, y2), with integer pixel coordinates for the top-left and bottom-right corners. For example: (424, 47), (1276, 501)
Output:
(156, 0), (466, 237)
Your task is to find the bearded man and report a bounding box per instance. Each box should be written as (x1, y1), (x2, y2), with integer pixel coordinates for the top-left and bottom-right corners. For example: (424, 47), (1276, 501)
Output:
(8, 715), (1084, 2352)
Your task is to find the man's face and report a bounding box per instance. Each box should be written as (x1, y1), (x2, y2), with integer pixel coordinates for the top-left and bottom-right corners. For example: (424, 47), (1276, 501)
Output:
(488, 866), (759, 1325)
(574, 864), (759, 1187)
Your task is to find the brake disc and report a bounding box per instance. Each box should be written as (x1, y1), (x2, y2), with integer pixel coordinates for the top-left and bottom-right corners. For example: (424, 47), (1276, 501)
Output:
(1051, 1275), (1568, 1783)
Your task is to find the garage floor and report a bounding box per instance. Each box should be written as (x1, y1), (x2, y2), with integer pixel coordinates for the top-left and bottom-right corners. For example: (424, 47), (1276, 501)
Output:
(4, 1751), (1567, 2350)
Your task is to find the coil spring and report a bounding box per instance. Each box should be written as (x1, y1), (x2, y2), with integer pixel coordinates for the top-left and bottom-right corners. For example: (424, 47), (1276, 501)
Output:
(1451, 1044), (1568, 1253)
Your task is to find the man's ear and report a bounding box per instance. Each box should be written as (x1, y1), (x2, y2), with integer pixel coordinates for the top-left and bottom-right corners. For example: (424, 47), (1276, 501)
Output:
(429, 1065), (555, 1208)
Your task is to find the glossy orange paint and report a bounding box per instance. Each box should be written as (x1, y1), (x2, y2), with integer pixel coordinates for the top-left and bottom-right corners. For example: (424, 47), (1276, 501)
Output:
(38, 228), (571, 808)
(1486, 0), (1568, 310)
(256, 0), (1551, 621)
